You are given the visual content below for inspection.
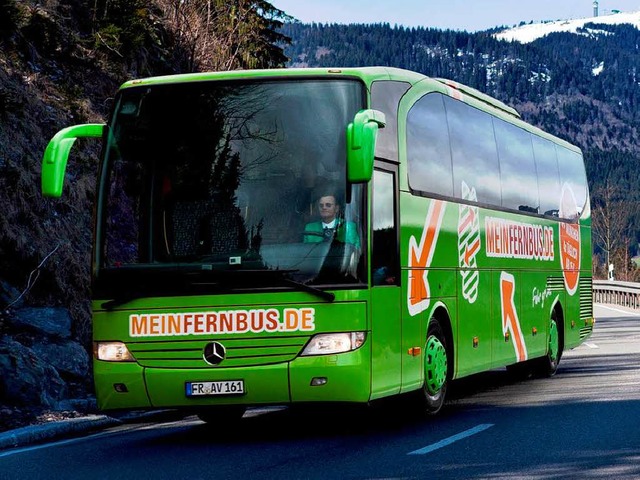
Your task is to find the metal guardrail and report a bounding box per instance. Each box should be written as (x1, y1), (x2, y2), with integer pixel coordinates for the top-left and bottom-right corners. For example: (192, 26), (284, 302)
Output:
(593, 280), (640, 310)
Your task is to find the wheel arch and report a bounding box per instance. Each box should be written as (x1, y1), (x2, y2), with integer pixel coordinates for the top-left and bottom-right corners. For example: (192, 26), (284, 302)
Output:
(549, 295), (566, 355)
(429, 301), (455, 379)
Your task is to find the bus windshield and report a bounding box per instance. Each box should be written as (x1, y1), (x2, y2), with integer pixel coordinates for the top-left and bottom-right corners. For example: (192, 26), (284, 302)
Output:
(96, 79), (366, 298)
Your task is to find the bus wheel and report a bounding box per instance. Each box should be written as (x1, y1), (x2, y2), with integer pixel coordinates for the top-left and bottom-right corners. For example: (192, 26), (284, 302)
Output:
(197, 406), (247, 425)
(420, 319), (449, 415)
(534, 309), (562, 377)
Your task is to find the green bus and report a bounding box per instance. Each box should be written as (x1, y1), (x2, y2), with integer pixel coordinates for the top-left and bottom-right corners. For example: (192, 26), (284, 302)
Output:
(42, 67), (593, 420)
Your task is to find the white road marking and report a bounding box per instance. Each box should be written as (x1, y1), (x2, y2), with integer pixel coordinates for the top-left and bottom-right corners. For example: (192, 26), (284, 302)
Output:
(584, 342), (599, 349)
(407, 423), (494, 455)
(596, 304), (639, 316)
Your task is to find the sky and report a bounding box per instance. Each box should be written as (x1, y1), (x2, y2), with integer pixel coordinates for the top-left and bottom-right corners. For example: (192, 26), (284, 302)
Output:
(269, 0), (640, 32)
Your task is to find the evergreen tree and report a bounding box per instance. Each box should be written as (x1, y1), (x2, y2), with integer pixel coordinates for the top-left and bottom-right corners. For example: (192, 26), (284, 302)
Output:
(156, 0), (291, 72)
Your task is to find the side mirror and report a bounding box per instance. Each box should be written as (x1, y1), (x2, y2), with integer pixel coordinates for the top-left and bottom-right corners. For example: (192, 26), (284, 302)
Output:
(42, 123), (105, 197)
(346, 109), (386, 183)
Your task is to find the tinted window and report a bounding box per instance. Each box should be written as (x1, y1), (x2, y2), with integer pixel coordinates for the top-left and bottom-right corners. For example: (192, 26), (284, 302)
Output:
(532, 135), (561, 217)
(444, 96), (501, 205)
(556, 147), (588, 219)
(372, 169), (399, 286)
(407, 94), (453, 197)
(494, 118), (539, 213)
(406, 92), (586, 220)
(100, 79), (367, 289)
(372, 81), (411, 162)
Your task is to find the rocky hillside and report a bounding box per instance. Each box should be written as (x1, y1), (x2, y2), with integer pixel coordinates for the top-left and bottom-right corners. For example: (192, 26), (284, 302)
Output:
(0, 2), (127, 429)
(0, 0), (289, 431)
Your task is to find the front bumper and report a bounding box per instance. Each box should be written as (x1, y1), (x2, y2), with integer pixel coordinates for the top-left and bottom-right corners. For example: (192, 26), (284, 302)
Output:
(94, 342), (371, 410)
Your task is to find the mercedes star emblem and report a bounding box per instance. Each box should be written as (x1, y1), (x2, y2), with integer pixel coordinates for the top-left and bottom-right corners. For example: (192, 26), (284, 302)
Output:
(203, 342), (226, 365)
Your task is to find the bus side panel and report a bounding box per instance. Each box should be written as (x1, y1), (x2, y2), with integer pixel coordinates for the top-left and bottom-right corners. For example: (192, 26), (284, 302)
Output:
(369, 287), (403, 400)
(399, 193), (457, 391)
(521, 270), (554, 360)
(456, 272), (492, 378)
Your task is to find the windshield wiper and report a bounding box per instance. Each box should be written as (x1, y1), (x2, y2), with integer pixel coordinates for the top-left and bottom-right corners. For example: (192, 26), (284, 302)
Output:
(224, 269), (335, 302)
(279, 277), (335, 302)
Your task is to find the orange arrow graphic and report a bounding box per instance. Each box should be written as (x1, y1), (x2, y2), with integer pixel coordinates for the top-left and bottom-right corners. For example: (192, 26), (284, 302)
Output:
(464, 238), (481, 266)
(408, 200), (445, 316)
(500, 272), (527, 362)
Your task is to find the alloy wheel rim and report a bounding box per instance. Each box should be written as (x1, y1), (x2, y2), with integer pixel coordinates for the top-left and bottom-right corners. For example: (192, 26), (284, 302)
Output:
(425, 336), (447, 395)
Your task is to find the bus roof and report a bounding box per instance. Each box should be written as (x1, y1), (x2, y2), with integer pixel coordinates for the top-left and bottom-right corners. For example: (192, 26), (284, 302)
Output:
(118, 67), (428, 90)
(435, 78), (521, 118)
(117, 66), (579, 154)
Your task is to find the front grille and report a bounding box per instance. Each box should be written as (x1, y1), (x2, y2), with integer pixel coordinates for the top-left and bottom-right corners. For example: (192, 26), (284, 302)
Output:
(128, 335), (309, 368)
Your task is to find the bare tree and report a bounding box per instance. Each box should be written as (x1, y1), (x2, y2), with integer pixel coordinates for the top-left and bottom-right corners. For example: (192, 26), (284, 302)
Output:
(591, 180), (634, 279)
(156, 0), (290, 72)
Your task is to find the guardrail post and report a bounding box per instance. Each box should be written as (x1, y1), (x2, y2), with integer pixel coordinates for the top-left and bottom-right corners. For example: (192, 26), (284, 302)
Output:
(593, 280), (640, 310)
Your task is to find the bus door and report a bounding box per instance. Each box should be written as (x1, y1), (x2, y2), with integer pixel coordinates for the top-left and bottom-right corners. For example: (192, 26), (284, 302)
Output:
(369, 166), (402, 399)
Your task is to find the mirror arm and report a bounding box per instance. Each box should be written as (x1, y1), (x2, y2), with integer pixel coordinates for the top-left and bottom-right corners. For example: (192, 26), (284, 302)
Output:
(42, 123), (104, 198)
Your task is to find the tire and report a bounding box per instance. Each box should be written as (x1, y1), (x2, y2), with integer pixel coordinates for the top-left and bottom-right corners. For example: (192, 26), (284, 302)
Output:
(533, 308), (563, 377)
(197, 405), (247, 425)
(418, 319), (450, 415)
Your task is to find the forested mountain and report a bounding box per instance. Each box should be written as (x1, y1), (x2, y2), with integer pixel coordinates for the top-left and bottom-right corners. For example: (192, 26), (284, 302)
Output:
(281, 20), (640, 276)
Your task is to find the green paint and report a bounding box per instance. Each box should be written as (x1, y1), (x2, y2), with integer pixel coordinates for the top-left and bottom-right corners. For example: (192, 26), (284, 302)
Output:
(41, 123), (104, 197)
(41, 67), (593, 415)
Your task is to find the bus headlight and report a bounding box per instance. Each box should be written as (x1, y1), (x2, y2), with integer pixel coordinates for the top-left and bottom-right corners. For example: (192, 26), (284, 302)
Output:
(94, 342), (135, 362)
(301, 332), (366, 356)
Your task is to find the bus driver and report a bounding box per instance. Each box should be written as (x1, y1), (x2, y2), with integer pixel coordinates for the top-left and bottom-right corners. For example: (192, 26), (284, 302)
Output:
(303, 194), (360, 248)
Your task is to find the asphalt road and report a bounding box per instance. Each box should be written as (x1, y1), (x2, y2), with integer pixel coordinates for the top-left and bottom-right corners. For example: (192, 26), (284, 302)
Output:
(2, 304), (639, 480)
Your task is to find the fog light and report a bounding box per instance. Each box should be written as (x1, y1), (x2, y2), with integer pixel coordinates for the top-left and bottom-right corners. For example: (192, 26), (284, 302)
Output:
(310, 377), (328, 386)
(113, 383), (129, 393)
(95, 342), (135, 362)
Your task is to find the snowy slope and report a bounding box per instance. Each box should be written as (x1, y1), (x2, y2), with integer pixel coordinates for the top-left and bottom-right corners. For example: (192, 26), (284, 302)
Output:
(495, 10), (640, 43)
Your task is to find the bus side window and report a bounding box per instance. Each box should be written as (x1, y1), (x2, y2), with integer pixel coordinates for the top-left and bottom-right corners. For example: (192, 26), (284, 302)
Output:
(532, 134), (561, 217)
(556, 146), (588, 219)
(371, 80), (411, 163)
(494, 118), (539, 213)
(407, 93), (453, 197)
(444, 96), (501, 206)
(372, 169), (399, 286)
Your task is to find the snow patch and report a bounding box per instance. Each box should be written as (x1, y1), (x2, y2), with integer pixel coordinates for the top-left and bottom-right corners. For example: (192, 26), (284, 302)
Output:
(593, 62), (605, 76)
(495, 11), (640, 44)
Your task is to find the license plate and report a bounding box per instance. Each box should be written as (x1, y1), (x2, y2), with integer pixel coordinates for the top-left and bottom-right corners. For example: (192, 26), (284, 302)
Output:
(186, 380), (245, 397)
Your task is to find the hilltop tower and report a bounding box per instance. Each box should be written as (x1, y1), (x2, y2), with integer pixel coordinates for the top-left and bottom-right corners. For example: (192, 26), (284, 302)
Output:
(593, 0), (599, 16)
